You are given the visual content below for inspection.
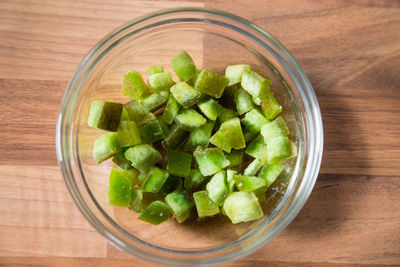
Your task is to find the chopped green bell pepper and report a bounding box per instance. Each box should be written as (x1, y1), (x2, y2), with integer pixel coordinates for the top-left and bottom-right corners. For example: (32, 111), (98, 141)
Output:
(167, 150), (192, 177)
(194, 69), (229, 98)
(124, 144), (162, 172)
(138, 200), (171, 225)
(93, 133), (121, 163)
(88, 100), (123, 132)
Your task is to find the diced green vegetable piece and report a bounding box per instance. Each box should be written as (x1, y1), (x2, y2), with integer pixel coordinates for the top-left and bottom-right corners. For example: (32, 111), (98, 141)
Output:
(218, 118), (246, 150)
(226, 169), (237, 193)
(138, 201), (171, 225)
(184, 120), (214, 151)
(138, 171), (147, 187)
(88, 100), (123, 131)
(142, 192), (167, 209)
(93, 133), (120, 163)
(260, 92), (282, 120)
(122, 70), (148, 100)
(147, 65), (164, 76)
(234, 174), (266, 192)
(161, 175), (182, 194)
(161, 123), (189, 150)
(240, 69), (271, 100)
(225, 64), (251, 86)
(253, 186), (267, 203)
(259, 163), (284, 187)
(194, 69), (229, 98)
(138, 120), (164, 144)
(108, 168), (132, 207)
(187, 69), (200, 86)
(260, 116), (290, 142)
(243, 158), (263, 176)
(141, 166), (169, 193)
(171, 51), (197, 81)
(193, 191), (220, 218)
(159, 90), (169, 99)
(116, 121), (141, 147)
(116, 167), (139, 185)
(112, 151), (132, 170)
(220, 84), (238, 109)
(217, 108), (237, 128)
(174, 109), (206, 131)
(206, 170), (228, 206)
(163, 94), (181, 125)
(129, 188), (143, 212)
(165, 189), (194, 223)
(197, 98), (223, 121)
(157, 115), (170, 136)
(225, 150), (243, 167)
(167, 150), (192, 177)
(210, 131), (231, 153)
(245, 135), (268, 164)
(243, 127), (257, 143)
(124, 144), (162, 172)
(120, 107), (130, 121)
(148, 72), (175, 92)
(266, 136), (295, 164)
(242, 108), (269, 133)
(124, 100), (156, 126)
(170, 82), (203, 108)
(140, 93), (167, 112)
(193, 147), (230, 176)
(184, 169), (206, 192)
(223, 192), (263, 224)
(234, 88), (254, 115)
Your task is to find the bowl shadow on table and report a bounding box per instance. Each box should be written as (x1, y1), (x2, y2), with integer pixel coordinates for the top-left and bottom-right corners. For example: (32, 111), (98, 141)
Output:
(284, 75), (370, 238)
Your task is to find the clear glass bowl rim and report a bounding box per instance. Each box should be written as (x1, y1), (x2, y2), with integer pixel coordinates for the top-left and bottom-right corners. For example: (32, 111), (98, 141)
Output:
(56, 7), (323, 266)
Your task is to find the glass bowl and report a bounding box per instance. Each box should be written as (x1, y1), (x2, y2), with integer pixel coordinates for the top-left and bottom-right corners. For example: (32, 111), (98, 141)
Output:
(56, 8), (323, 266)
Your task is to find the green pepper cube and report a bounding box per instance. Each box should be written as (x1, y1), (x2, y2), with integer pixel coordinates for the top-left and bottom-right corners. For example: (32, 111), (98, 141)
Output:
(243, 158), (263, 176)
(197, 98), (223, 121)
(225, 64), (251, 86)
(194, 69), (229, 98)
(161, 123), (189, 150)
(223, 192), (264, 224)
(124, 144), (162, 172)
(226, 169), (237, 193)
(193, 191), (220, 218)
(120, 107), (130, 121)
(167, 150), (192, 177)
(224, 150), (243, 168)
(243, 127), (257, 143)
(193, 147), (230, 177)
(210, 131), (232, 153)
(170, 82), (203, 108)
(241, 108), (270, 134)
(184, 169), (206, 192)
(163, 94), (181, 125)
(245, 135), (268, 164)
(147, 65), (164, 76)
(261, 116), (290, 142)
(116, 167), (139, 185)
(266, 136), (295, 164)
(234, 174), (266, 192)
(113, 151), (133, 170)
(174, 109), (206, 131)
(124, 100), (156, 126)
(122, 70), (148, 100)
(148, 72), (175, 93)
(184, 120), (215, 151)
(130, 188), (143, 212)
(171, 51), (197, 81)
(217, 108), (237, 127)
(88, 100), (123, 132)
(93, 133), (121, 163)
(240, 69), (271, 99)
(141, 166), (170, 193)
(165, 189), (194, 223)
(259, 163), (284, 187)
(108, 168), (132, 207)
(261, 92), (282, 120)
(206, 170), (228, 206)
(138, 171), (147, 187)
(116, 121), (141, 147)
(138, 120), (164, 144)
(218, 118), (246, 150)
(140, 93), (167, 112)
(138, 201), (171, 225)
(157, 115), (170, 136)
(161, 175), (183, 194)
(159, 90), (169, 99)
(219, 84), (239, 110)
(234, 88), (254, 115)
(253, 186), (267, 203)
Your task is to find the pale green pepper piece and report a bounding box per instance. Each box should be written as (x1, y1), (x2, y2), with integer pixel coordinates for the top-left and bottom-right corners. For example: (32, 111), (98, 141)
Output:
(223, 192), (263, 224)
(122, 70), (148, 100)
(193, 191), (220, 218)
(259, 163), (284, 187)
(124, 144), (162, 172)
(138, 201), (171, 225)
(241, 108), (269, 133)
(174, 109), (206, 131)
(206, 170), (228, 206)
(167, 150), (192, 177)
(88, 100), (123, 132)
(225, 64), (251, 86)
(193, 147), (230, 177)
(171, 51), (197, 81)
(165, 189), (194, 223)
(108, 168), (132, 207)
(194, 69), (229, 98)
(116, 121), (141, 147)
(170, 82), (203, 108)
(93, 133), (121, 163)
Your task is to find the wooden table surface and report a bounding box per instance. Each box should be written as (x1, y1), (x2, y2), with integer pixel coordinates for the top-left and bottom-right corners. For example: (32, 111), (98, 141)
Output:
(1, 0), (400, 266)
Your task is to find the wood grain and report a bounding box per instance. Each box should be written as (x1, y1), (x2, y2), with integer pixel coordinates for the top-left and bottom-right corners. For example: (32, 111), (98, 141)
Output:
(1, 0), (400, 266)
